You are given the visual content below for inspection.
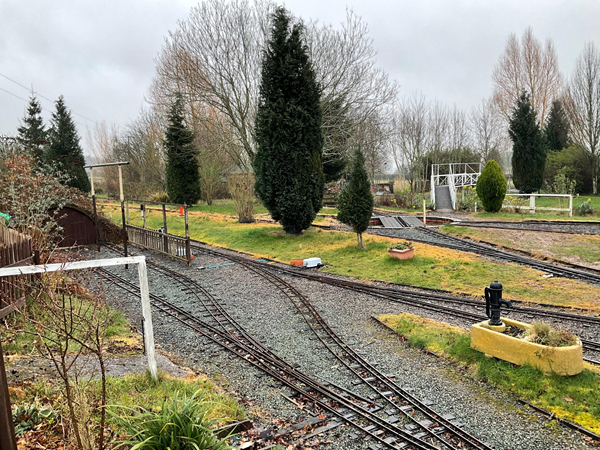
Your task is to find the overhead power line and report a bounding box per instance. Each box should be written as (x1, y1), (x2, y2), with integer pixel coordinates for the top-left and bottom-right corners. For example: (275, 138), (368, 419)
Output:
(0, 72), (97, 124)
(0, 84), (95, 132)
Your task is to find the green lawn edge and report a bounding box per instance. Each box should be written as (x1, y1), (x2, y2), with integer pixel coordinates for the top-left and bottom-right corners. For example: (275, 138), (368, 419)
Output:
(377, 313), (600, 434)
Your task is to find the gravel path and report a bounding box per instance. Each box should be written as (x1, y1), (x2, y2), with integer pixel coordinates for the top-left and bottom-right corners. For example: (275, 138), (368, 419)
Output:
(87, 245), (595, 449)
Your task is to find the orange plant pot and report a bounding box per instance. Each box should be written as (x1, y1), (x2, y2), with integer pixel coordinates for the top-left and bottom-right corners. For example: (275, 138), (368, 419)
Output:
(388, 248), (414, 260)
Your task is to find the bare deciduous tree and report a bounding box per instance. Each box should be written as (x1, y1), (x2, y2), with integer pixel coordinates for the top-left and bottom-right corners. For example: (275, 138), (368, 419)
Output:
(565, 42), (600, 194)
(470, 98), (506, 163)
(149, 0), (397, 174)
(392, 93), (429, 191)
(492, 27), (562, 125)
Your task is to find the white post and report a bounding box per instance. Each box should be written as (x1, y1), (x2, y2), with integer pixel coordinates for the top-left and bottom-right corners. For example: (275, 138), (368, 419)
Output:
(118, 165), (124, 203)
(569, 195), (573, 217)
(137, 259), (158, 380)
(0, 256), (158, 380)
(423, 199), (426, 227)
(530, 195), (535, 214)
(90, 168), (95, 196)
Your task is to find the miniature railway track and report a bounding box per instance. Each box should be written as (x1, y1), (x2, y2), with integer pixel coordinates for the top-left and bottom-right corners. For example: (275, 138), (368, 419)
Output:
(98, 252), (494, 450)
(411, 228), (600, 285)
(183, 242), (600, 366)
(454, 220), (600, 235)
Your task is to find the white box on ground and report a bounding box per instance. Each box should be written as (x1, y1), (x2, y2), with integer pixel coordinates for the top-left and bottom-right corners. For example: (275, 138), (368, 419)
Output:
(303, 257), (321, 268)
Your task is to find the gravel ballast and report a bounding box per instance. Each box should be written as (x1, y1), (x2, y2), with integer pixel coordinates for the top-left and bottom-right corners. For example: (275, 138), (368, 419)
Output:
(88, 245), (596, 449)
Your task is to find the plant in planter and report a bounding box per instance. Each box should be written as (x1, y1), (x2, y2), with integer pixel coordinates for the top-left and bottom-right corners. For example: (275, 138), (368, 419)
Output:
(388, 241), (415, 260)
(471, 318), (583, 375)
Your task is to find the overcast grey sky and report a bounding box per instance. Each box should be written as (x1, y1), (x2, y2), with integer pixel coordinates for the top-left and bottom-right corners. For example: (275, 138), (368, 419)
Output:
(2, 0), (600, 155)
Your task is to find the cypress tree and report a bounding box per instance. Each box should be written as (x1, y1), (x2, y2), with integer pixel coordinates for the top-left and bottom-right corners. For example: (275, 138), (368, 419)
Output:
(17, 95), (48, 163)
(476, 160), (507, 213)
(544, 99), (570, 151)
(337, 147), (374, 248)
(509, 91), (546, 193)
(254, 7), (324, 234)
(45, 96), (90, 192)
(165, 95), (201, 205)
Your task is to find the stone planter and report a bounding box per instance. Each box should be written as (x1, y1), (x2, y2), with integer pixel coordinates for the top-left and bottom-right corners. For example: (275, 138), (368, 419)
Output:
(388, 248), (414, 260)
(471, 318), (583, 376)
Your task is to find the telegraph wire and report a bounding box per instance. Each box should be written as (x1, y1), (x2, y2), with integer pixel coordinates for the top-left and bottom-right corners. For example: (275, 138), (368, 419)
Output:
(0, 72), (97, 124)
(0, 84), (95, 132)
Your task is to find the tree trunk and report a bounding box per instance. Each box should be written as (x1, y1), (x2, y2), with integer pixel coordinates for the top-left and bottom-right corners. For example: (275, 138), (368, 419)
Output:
(357, 232), (364, 249)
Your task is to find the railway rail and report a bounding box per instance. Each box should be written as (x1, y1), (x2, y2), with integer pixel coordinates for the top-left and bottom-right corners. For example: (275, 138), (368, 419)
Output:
(99, 249), (494, 450)
(371, 227), (600, 285)
(184, 242), (600, 366)
(453, 219), (600, 236)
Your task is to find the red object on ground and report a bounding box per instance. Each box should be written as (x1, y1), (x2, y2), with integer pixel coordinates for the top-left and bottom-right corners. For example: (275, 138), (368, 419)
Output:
(290, 259), (304, 266)
(179, 206), (184, 216)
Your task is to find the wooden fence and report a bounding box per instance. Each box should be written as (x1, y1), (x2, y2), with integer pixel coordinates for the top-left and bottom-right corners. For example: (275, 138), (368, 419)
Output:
(126, 224), (191, 263)
(0, 225), (34, 319)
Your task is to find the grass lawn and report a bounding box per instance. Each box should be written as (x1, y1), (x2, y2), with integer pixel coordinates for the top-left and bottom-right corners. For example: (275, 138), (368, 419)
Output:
(102, 205), (600, 310)
(99, 198), (338, 218)
(378, 313), (600, 434)
(440, 225), (600, 268)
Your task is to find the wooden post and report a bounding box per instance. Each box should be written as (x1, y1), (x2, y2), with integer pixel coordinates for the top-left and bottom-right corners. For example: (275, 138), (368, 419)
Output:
(184, 205), (191, 265)
(90, 168), (101, 251)
(162, 204), (168, 254)
(118, 165), (128, 266)
(142, 202), (147, 229)
(569, 195), (573, 217)
(422, 199), (426, 227)
(0, 341), (17, 450)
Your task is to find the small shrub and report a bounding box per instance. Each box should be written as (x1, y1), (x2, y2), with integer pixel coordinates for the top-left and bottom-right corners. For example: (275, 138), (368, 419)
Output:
(12, 399), (56, 435)
(149, 191), (170, 203)
(476, 160), (507, 213)
(526, 322), (578, 347)
(575, 198), (595, 216)
(456, 186), (478, 212)
(111, 390), (232, 450)
(503, 195), (529, 213)
(551, 170), (577, 195)
(388, 241), (414, 251)
(228, 173), (255, 223)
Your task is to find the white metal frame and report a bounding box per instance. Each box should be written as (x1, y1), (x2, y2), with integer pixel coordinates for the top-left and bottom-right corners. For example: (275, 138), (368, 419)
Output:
(431, 163), (482, 210)
(502, 193), (573, 217)
(0, 256), (158, 380)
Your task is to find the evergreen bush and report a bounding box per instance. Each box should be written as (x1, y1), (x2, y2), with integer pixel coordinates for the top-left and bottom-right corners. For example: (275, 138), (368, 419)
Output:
(165, 95), (201, 205)
(253, 7), (324, 234)
(337, 147), (374, 248)
(476, 160), (507, 213)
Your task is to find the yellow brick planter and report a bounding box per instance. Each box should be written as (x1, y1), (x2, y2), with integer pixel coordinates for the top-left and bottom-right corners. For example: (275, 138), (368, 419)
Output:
(470, 318), (583, 376)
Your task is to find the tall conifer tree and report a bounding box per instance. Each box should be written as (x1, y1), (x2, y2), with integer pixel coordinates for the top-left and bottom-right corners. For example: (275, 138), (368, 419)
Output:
(254, 7), (324, 234)
(165, 95), (201, 205)
(17, 95), (48, 163)
(337, 147), (374, 248)
(509, 91), (546, 193)
(544, 99), (570, 151)
(45, 96), (90, 192)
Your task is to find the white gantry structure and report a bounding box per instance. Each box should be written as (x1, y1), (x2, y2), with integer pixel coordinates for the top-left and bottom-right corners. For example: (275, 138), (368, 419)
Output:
(430, 163), (482, 211)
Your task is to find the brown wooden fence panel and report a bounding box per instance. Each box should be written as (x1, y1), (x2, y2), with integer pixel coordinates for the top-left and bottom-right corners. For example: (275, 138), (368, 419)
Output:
(0, 225), (33, 319)
(126, 224), (189, 262)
